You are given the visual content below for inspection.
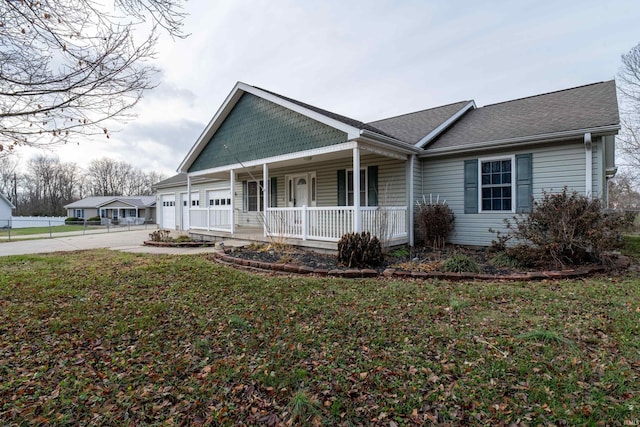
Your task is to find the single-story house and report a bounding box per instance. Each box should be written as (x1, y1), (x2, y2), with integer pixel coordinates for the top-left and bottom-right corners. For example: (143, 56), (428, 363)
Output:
(64, 196), (156, 224)
(156, 80), (619, 249)
(1, 193), (16, 223)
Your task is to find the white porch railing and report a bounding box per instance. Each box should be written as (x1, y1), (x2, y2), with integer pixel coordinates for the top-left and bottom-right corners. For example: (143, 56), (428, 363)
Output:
(189, 207), (232, 231)
(265, 206), (407, 242)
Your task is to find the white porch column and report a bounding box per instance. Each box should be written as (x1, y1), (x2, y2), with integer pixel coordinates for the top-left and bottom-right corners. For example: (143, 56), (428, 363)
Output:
(407, 154), (415, 246)
(135, 207), (139, 221)
(263, 163), (269, 237)
(230, 169), (236, 233)
(187, 175), (192, 230)
(353, 145), (362, 232)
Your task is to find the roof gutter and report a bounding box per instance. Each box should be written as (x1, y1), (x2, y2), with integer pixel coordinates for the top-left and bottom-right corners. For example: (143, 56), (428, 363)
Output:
(358, 129), (421, 154)
(419, 124), (620, 158)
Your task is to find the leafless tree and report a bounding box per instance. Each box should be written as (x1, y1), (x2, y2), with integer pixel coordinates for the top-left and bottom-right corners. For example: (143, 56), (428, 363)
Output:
(86, 157), (164, 196)
(87, 157), (134, 196)
(21, 155), (83, 215)
(608, 169), (640, 210)
(0, 0), (187, 153)
(0, 154), (19, 200)
(617, 43), (640, 174)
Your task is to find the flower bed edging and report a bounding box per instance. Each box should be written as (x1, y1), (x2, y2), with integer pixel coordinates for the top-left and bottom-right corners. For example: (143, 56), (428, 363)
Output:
(211, 252), (629, 280)
(143, 240), (216, 248)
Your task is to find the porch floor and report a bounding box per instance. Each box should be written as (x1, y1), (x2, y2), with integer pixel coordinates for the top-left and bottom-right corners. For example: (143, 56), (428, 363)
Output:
(188, 226), (340, 253)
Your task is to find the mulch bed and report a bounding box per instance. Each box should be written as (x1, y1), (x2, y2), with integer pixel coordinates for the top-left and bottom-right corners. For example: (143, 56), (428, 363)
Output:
(218, 243), (630, 281)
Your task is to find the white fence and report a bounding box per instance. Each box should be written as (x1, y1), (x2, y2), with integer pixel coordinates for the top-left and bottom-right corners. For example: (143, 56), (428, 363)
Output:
(1, 216), (67, 229)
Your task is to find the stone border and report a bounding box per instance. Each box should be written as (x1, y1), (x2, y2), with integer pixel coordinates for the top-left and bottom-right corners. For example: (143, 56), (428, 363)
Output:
(143, 240), (216, 248)
(211, 252), (630, 280)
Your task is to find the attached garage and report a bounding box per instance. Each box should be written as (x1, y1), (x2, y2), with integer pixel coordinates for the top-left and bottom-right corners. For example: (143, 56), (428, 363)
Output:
(160, 194), (176, 230)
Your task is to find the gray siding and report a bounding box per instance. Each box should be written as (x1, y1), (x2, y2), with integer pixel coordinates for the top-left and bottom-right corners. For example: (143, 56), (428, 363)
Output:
(421, 141), (591, 246)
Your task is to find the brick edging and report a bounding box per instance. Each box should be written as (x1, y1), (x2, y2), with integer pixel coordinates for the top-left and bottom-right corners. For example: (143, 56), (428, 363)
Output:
(210, 252), (630, 280)
(143, 241), (216, 248)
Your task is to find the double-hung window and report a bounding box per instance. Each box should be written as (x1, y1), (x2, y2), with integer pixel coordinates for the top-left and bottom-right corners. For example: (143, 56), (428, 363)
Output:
(245, 180), (264, 212)
(480, 158), (513, 211)
(465, 154), (531, 214)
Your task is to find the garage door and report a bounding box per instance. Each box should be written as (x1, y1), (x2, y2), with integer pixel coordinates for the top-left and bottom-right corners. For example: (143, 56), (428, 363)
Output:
(181, 192), (200, 230)
(161, 194), (176, 230)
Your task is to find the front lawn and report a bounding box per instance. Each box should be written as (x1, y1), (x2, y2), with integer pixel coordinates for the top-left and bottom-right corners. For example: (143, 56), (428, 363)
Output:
(0, 251), (638, 425)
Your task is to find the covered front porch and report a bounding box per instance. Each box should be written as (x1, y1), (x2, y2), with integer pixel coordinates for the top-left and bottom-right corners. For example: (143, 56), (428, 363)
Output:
(184, 141), (415, 249)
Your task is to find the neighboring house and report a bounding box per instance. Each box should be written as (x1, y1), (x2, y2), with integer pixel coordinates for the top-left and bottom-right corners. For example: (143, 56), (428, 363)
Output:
(64, 196), (156, 224)
(157, 80), (619, 248)
(0, 193), (16, 223)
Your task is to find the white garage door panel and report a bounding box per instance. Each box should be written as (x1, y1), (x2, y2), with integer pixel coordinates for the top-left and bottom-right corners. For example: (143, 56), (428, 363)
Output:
(181, 192), (199, 230)
(161, 194), (176, 229)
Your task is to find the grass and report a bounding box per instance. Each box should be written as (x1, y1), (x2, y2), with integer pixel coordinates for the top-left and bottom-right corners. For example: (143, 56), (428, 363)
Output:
(0, 224), (92, 236)
(623, 235), (640, 260)
(0, 250), (638, 425)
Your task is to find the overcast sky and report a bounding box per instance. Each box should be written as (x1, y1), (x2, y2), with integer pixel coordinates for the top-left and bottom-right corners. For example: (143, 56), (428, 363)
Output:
(17, 0), (640, 177)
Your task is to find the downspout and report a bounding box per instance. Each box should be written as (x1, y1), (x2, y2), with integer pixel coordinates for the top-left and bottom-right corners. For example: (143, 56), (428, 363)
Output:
(407, 155), (415, 246)
(584, 132), (592, 198)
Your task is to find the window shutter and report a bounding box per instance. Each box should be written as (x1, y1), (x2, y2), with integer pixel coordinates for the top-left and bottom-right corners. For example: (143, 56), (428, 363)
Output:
(270, 177), (277, 207)
(337, 169), (346, 206)
(242, 181), (248, 212)
(367, 165), (378, 206)
(515, 153), (533, 213)
(464, 160), (478, 214)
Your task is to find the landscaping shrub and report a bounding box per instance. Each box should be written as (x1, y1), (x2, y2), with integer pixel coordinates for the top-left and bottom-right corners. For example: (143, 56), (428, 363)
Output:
(337, 231), (383, 268)
(441, 254), (480, 273)
(501, 188), (628, 266)
(415, 195), (455, 249)
(149, 229), (171, 242)
(64, 217), (80, 224)
(489, 251), (524, 269)
(86, 216), (101, 225)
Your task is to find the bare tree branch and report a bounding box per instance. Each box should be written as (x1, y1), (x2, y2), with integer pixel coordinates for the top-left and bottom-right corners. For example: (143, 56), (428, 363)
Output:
(0, 0), (187, 152)
(617, 43), (640, 187)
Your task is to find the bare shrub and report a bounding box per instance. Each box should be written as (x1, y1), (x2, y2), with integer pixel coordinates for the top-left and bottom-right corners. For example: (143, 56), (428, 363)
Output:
(415, 195), (455, 249)
(501, 188), (628, 266)
(337, 232), (383, 268)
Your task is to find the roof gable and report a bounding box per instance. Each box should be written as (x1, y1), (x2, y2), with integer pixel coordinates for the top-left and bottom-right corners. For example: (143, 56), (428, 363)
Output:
(188, 92), (349, 173)
(367, 101), (475, 146)
(0, 193), (15, 209)
(428, 80), (620, 152)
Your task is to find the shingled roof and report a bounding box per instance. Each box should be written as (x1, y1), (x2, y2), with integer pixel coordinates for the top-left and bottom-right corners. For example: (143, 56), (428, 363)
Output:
(64, 196), (156, 209)
(253, 86), (401, 141)
(367, 101), (473, 145)
(427, 80), (619, 152)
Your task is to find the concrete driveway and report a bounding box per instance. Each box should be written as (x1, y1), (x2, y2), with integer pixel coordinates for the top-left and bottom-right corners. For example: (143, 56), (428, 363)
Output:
(0, 229), (218, 256)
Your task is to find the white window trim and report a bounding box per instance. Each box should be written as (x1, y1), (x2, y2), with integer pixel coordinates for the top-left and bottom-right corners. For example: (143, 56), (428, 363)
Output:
(478, 155), (516, 213)
(347, 168), (368, 207)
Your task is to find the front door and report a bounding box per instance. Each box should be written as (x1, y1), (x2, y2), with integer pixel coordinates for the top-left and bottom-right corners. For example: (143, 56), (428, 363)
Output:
(295, 177), (308, 207)
(287, 174), (309, 207)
